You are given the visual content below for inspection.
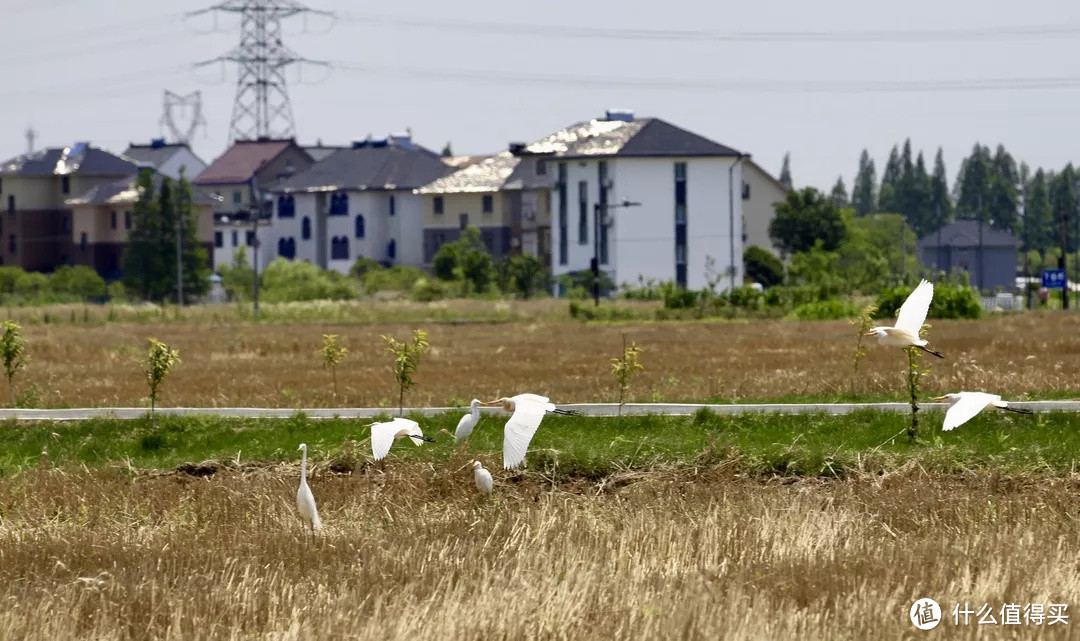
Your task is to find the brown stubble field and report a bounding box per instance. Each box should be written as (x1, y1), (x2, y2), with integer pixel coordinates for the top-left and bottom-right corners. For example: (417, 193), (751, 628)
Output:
(1, 463), (1078, 640)
(14, 311), (1080, 407)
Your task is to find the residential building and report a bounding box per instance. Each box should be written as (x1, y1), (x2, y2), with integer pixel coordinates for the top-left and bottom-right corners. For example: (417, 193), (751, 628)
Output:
(525, 110), (746, 293)
(66, 171), (216, 280)
(0, 142), (137, 270)
(272, 134), (454, 273)
(194, 138), (314, 270)
(123, 139), (207, 180)
(740, 159), (788, 255)
(417, 144), (552, 264)
(919, 220), (1018, 292)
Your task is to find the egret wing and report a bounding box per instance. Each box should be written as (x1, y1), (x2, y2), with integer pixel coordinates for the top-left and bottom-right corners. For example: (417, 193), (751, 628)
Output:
(942, 392), (998, 431)
(513, 393), (550, 405)
(369, 420), (402, 460)
(895, 279), (934, 337)
(503, 401), (549, 469)
(398, 419), (428, 447)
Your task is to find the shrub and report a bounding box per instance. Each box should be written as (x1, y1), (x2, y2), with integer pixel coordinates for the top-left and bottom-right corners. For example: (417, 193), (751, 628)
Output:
(432, 227), (495, 293)
(497, 254), (551, 299)
(48, 265), (106, 299)
(619, 276), (664, 301)
(364, 265), (427, 294)
(259, 259), (357, 302)
(875, 278), (982, 320)
(661, 283), (698, 309)
(743, 245), (784, 287)
(14, 272), (48, 298)
(349, 257), (383, 279)
(791, 299), (860, 320)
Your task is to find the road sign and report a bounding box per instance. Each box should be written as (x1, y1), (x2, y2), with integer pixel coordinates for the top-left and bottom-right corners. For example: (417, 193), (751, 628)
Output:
(1042, 269), (1067, 289)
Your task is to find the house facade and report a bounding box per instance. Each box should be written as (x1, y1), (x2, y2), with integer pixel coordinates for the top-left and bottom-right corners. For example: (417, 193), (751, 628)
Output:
(417, 145), (552, 265)
(66, 172), (216, 280)
(271, 135), (454, 273)
(193, 138), (314, 270)
(740, 159), (788, 255)
(0, 143), (137, 271)
(919, 219), (1018, 292)
(525, 111), (746, 293)
(123, 140), (207, 181)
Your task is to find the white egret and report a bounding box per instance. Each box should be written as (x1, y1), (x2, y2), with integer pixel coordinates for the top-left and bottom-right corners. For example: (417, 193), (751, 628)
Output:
(865, 278), (944, 358)
(367, 417), (435, 461)
(484, 394), (579, 470)
(296, 443), (322, 533)
(441, 399), (481, 442)
(473, 460), (493, 495)
(932, 392), (1034, 431)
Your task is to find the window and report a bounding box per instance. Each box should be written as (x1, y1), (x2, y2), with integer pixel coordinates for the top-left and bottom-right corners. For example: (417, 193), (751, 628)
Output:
(387, 239), (396, 260)
(232, 230), (238, 246)
(557, 163), (568, 265)
(214, 231), (223, 248)
(482, 194), (493, 213)
(330, 191), (348, 216)
(80, 232), (87, 250)
(110, 211), (117, 230)
(389, 195), (396, 216)
(124, 211), (131, 230)
(355, 214), (365, 238)
(433, 196), (444, 215)
(278, 194), (295, 218)
(536, 160), (547, 176)
(577, 180), (588, 245)
(6, 195), (13, 213)
(598, 161), (609, 264)
(330, 236), (350, 260)
(7, 235), (14, 254)
(278, 237), (296, 258)
(245, 230), (255, 246)
(301, 216), (311, 240)
(674, 162), (688, 289)
(459, 214), (468, 230)
(481, 230), (494, 253)
(232, 191), (242, 205)
(742, 181), (751, 200)
(61, 176), (70, 194)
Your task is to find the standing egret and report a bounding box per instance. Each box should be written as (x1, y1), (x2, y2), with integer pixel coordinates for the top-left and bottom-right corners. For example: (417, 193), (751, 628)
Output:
(473, 460), (493, 495)
(932, 392), (1034, 431)
(296, 443), (322, 533)
(865, 278), (944, 358)
(441, 399), (482, 442)
(484, 394), (579, 470)
(367, 417), (435, 461)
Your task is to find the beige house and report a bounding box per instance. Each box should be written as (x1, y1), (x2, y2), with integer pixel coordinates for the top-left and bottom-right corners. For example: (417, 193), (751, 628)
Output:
(416, 145), (552, 265)
(66, 172), (216, 280)
(741, 159), (788, 255)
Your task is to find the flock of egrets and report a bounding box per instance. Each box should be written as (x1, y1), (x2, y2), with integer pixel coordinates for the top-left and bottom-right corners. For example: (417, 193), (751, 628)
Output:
(295, 279), (1033, 532)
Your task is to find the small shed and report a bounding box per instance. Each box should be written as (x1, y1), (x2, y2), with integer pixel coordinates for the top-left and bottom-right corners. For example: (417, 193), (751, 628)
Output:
(919, 220), (1018, 292)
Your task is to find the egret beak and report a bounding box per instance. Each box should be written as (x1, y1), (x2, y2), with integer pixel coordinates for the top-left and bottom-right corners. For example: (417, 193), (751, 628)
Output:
(930, 395), (949, 402)
(863, 330), (877, 337)
(480, 399), (501, 406)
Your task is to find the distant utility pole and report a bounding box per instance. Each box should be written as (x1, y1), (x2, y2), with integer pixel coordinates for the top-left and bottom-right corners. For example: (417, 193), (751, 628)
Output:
(160, 90), (207, 144)
(1060, 204), (1070, 310)
(189, 0), (332, 143)
(24, 127), (36, 154)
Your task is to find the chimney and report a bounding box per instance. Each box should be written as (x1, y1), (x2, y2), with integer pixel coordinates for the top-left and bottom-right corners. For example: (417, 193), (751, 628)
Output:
(150, 138), (166, 149)
(508, 141), (527, 156)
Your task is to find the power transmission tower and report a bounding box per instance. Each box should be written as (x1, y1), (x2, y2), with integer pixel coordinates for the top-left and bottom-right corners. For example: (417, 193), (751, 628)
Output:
(189, 0), (332, 143)
(160, 90), (208, 144)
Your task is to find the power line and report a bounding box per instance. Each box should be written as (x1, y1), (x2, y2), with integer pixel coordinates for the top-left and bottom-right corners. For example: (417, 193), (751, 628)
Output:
(189, 0), (333, 143)
(330, 62), (1080, 94)
(335, 11), (1080, 44)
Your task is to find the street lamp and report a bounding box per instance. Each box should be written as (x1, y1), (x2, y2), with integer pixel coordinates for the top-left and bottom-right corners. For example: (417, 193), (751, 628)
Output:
(592, 199), (641, 306)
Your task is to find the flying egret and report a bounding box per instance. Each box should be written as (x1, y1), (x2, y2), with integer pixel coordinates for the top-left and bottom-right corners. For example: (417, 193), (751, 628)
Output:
(367, 417), (435, 461)
(484, 394), (579, 470)
(932, 392), (1034, 431)
(473, 460), (493, 495)
(440, 399), (482, 442)
(865, 278), (944, 358)
(296, 443), (322, 533)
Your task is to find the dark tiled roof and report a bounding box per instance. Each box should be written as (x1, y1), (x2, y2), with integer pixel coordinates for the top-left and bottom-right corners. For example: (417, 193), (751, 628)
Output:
(304, 145), (347, 162)
(123, 142), (202, 169)
(67, 172), (217, 207)
(525, 117), (741, 159)
(919, 219), (1018, 248)
(194, 139), (304, 185)
(277, 146), (454, 193)
(0, 143), (137, 176)
(418, 151), (550, 194)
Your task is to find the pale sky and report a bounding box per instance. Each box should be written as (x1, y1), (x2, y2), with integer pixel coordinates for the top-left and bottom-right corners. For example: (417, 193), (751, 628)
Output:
(3, 0), (1080, 190)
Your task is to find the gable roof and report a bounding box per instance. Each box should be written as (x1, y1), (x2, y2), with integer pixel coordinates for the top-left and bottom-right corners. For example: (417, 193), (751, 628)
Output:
(0, 143), (137, 176)
(123, 142), (203, 169)
(524, 117), (741, 160)
(418, 151), (550, 194)
(919, 220), (1018, 248)
(276, 145), (454, 193)
(304, 145), (347, 162)
(744, 158), (788, 193)
(66, 171), (218, 207)
(194, 139), (307, 185)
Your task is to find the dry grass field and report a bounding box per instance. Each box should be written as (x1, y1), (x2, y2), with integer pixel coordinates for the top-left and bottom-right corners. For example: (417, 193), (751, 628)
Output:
(0, 463), (1077, 640)
(11, 310), (1080, 408)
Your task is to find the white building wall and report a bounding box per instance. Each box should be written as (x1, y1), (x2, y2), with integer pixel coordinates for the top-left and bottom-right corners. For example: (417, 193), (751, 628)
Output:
(158, 149), (208, 181)
(391, 191), (424, 267)
(551, 156), (743, 293)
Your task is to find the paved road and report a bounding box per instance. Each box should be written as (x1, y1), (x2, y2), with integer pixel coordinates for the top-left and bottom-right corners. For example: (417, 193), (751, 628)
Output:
(0, 400), (1076, 421)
